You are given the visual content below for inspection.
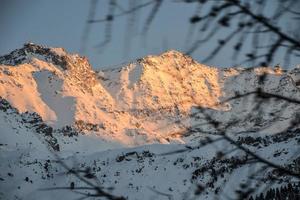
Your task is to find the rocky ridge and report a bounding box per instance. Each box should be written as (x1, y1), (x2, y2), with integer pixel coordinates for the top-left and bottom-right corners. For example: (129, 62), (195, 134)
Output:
(0, 43), (300, 145)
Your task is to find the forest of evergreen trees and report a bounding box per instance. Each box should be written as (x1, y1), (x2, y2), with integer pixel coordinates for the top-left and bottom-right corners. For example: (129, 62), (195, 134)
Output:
(248, 183), (300, 200)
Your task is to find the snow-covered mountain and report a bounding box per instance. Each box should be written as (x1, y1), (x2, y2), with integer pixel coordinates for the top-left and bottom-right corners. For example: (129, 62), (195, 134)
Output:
(0, 43), (299, 200)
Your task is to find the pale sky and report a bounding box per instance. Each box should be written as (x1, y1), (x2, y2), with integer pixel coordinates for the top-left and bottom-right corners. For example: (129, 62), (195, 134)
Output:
(1, 0), (299, 69)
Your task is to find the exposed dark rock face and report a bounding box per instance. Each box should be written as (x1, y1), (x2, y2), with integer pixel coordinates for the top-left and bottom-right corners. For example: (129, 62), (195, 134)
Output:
(21, 111), (43, 124)
(21, 112), (59, 151)
(0, 99), (60, 151)
(116, 151), (154, 163)
(237, 128), (300, 148)
(0, 43), (68, 69)
(59, 125), (79, 137)
(74, 120), (104, 132)
(0, 97), (16, 112)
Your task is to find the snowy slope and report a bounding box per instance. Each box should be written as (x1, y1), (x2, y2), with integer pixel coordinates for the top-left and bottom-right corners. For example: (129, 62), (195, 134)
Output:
(0, 43), (300, 199)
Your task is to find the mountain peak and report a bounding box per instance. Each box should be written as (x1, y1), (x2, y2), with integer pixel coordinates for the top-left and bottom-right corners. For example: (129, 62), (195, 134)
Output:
(135, 49), (197, 71)
(0, 43), (94, 73)
(146, 49), (192, 61)
(161, 49), (185, 56)
(0, 43), (65, 66)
